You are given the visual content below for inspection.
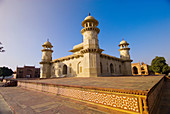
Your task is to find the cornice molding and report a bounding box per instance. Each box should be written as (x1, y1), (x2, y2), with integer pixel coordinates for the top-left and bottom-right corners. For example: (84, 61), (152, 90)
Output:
(81, 27), (100, 34)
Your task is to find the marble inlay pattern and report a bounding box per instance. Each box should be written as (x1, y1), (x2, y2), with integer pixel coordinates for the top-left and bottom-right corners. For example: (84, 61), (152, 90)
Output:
(58, 87), (139, 112)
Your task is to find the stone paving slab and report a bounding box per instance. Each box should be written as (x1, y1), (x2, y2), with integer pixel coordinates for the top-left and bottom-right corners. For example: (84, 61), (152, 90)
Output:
(0, 86), (127, 114)
(0, 82), (14, 114)
(18, 76), (164, 91)
(0, 94), (13, 114)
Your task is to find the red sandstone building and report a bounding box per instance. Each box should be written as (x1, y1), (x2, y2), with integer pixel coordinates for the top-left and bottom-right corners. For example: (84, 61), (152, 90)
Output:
(16, 66), (40, 78)
(131, 62), (149, 75)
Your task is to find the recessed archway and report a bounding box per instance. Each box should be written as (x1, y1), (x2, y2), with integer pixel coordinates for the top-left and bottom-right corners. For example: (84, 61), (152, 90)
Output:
(119, 65), (121, 73)
(63, 65), (67, 75)
(110, 63), (114, 74)
(133, 66), (138, 74)
(100, 62), (103, 74)
(77, 62), (82, 74)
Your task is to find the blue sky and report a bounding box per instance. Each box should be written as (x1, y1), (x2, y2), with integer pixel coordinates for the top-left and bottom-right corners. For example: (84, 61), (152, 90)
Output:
(0, 0), (170, 70)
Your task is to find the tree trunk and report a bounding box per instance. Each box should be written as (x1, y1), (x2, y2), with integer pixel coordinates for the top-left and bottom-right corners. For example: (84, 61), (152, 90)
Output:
(2, 76), (4, 81)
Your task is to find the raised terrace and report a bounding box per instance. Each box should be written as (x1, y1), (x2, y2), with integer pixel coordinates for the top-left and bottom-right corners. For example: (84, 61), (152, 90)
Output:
(16, 75), (165, 114)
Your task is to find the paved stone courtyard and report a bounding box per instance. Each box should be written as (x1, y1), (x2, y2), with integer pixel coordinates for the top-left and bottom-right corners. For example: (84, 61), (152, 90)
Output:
(1, 76), (170, 114)
(0, 83), (13, 114)
(0, 86), (126, 114)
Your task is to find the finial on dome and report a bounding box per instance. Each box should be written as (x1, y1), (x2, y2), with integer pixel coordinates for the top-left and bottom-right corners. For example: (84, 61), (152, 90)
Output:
(122, 38), (124, 40)
(89, 12), (91, 16)
(47, 38), (49, 42)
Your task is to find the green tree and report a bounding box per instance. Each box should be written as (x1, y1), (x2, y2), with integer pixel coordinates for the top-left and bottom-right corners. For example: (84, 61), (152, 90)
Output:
(148, 65), (154, 75)
(162, 65), (170, 75)
(0, 67), (13, 80)
(151, 56), (170, 75)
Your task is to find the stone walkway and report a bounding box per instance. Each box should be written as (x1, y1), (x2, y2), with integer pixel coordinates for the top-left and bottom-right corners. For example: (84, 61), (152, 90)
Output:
(0, 82), (14, 114)
(0, 86), (125, 114)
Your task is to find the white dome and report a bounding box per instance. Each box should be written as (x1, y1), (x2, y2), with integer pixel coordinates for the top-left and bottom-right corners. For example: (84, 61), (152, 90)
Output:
(84, 16), (95, 20)
(42, 41), (53, 48)
(81, 14), (99, 27)
(120, 40), (127, 45)
(119, 39), (129, 46)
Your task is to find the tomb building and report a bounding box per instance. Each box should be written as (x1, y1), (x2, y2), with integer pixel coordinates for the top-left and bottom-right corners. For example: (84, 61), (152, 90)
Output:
(40, 14), (133, 78)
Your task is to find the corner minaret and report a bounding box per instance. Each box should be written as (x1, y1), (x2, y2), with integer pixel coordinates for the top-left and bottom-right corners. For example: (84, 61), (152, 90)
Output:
(80, 13), (103, 77)
(40, 40), (53, 78)
(81, 13), (100, 49)
(119, 39), (130, 60)
(119, 39), (132, 75)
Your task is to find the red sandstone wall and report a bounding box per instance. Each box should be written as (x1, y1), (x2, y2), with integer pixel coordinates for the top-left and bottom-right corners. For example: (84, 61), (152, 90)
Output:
(147, 77), (164, 112)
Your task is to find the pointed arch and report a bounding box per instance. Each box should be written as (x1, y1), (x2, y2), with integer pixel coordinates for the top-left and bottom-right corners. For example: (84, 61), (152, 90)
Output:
(110, 63), (114, 73)
(107, 62), (109, 72)
(27, 69), (32, 78)
(133, 66), (138, 74)
(52, 66), (55, 76)
(77, 62), (82, 74)
(100, 62), (103, 74)
(69, 64), (72, 74)
(63, 65), (67, 75)
(119, 65), (121, 73)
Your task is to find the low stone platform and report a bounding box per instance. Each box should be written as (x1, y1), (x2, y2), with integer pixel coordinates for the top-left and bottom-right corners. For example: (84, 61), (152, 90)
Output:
(16, 75), (165, 114)
(17, 76), (163, 90)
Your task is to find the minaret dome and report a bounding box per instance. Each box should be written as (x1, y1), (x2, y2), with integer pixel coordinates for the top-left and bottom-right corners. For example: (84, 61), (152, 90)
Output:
(42, 40), (53, 49)
(81, 13), (99, 28)
(119, 39), (130, 60)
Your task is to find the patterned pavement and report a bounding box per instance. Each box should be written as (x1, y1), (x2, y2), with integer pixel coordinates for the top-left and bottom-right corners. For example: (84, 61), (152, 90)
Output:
(0, 86), (126, 114)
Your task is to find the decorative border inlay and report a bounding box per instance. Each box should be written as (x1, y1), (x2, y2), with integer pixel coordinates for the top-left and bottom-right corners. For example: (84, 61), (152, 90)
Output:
(58, 87), (139, 112)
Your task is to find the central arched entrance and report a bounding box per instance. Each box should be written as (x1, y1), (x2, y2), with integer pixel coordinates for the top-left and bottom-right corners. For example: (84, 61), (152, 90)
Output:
(27, 69), (32, 78)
